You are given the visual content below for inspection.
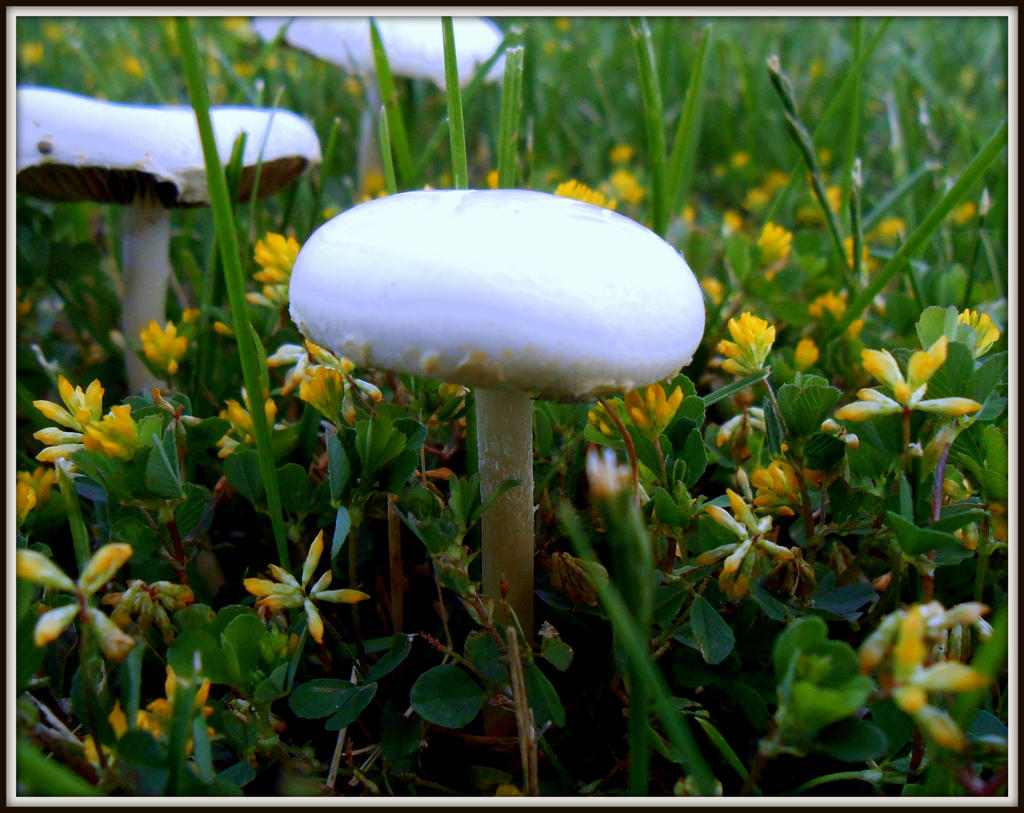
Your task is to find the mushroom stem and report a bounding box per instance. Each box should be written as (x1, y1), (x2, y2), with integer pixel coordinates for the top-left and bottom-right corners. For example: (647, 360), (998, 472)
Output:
(475, 387), (534, 641)
(120, 200), (171, 393)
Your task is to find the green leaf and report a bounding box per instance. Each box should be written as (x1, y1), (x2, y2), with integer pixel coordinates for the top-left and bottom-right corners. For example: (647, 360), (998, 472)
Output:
(803, 432), (845, 470)
(724, 234), (752, 282)
(144, 425), (183, 500)
(252, 663), (289, 705)
(680, 429), (709, 488)
(533, 404), (554, 458)
(355, 414), (407, 484)
(365, 634), (413, 683)
(776, 378), (842, 438)
(276, 463), (312, 515)
(790, 676), (874, 734)
(290, 678), (361, 719)
(223, 449), (264, 507)
(541, 636), (574, 672)
(772, 615), (827, 680)
(525, 660), (565, 728)
(175, 484), (212, 540)
(380, 703), (424, 761)
(221, 613), (266, 691)
(885, 511), (963, 556)
(811, 582), (875, 621)
(916, 305), (959, 348)
(464, 631), (509, 683)
(763, 395), (785, 456)
(689, 594), (735, 665)
(811, 718), (888, 762)
(167, 631), (232, 685)
(925, 340), (975, 400)
(326, 432), (350, 504)
(326, 683), (378, 731)
(410, 664), (486, 729)
(331, 506), (351, 563)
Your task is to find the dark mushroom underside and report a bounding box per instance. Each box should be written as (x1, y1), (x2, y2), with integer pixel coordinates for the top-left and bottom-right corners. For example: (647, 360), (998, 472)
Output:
(17, 156), (311, 207)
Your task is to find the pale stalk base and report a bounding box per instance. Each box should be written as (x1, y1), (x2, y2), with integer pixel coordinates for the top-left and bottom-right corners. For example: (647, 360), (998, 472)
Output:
(476, 387), (535, 641)
(121, 202), (172, 394)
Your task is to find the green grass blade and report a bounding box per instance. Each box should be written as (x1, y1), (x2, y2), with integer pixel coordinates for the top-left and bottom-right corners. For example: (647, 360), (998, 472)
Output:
(308, 115), (341, 234)
(768, 56), (849, 284)
(16, 738), (100, 796)
(827, 121), (1007, 340)
(837, 19), (863, 215)
(378, 106), (398, 196)
(630, 17), (668, 236)
(176, 18), (291, 570)
(370, 18), (416, 189)
(763, 18), (892, 225)
(666, 25), (712, 215)
(860, 160), (940, 232)
(442, 17), (469, 190)
(496, 46), (525, 188)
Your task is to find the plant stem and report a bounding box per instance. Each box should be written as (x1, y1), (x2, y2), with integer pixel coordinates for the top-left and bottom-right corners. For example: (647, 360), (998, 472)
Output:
(56, 463), (92, 572)
(176, 18), (290, 570)
(476, 388), (535, 641)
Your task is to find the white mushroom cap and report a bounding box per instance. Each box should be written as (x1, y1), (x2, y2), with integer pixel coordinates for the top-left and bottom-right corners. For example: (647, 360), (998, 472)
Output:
(16, 86), (322, 206)
(251, 16), (505, 89)
(289, 189), (706, 400)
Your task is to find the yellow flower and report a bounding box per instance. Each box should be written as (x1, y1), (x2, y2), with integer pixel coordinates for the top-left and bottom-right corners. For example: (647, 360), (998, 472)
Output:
(730, 151), (750, 170)
(699, 489), (790, 598)
(608, 143), (634, 164)
(717, 312), (776, 376)
(21, 42), (44, 65)
(808, 290), (847, 320)
(234, 60), (255, 78)
(758, 222), (792, 267)
(700, 276), (724, 307)
(826, 185), (841, 213)
(216, 391), (279, 458)
(244, 531), (370, 644)
(486, 168), (499, 189)
(869, 217), (907, 244)
(250, 232), (301, 308)
(17, 544), (136, 661)
(213, 320), (235, 337)
(181, 307), (200, 324)
(722, 210), (743, 235)
(682, 205), (696, 224)
(121, 55), (144, 78)
(587, 399), (625, 440)
(835, 336), (982, 421)
(957, 309), (1000, 357)
(751, 460), (801, 516)
(16, 468), (57, 524)
(554, 179), (616, 210)
(299, 366), (346, 421)
(32, 376), (106, 464)
(762, 170), (789, 192)
(952, 201), (976, 226)
(554, 17), (571, 33)
(608, 168), (644, 204)
(82, 404), (140, 460)
(139, 319), (187, 376)
(623, 383), (684, 439)
(859, 601), (991, 753)
(794, 338), (819, 371)
(744, 186), (771, 211)
(844, 237), (874, 272)
(43, 22), (65, 41)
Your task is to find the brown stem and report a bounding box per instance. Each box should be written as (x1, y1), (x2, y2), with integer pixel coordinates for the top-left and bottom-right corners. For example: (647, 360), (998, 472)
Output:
(166, 519), (189, 586)
(598, 397), (640, 505)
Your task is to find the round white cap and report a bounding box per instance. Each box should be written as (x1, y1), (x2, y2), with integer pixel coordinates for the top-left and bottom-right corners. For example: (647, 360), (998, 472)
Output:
(251, 17), (505, 89)
(289, 189), (706, 399)
(17, 87), (322, 206)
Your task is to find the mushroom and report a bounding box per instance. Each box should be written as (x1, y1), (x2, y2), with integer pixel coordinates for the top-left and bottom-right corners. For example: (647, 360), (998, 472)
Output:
(16, 86), (322, 393)
(288, 189), (706, 638)
(250, 16), (505, 192)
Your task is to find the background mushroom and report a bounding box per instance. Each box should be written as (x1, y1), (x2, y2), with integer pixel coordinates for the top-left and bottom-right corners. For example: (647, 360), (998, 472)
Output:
(288, 189), (706, 639)
(16, 86), (322, 393)
(250, 16), (505, 193)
